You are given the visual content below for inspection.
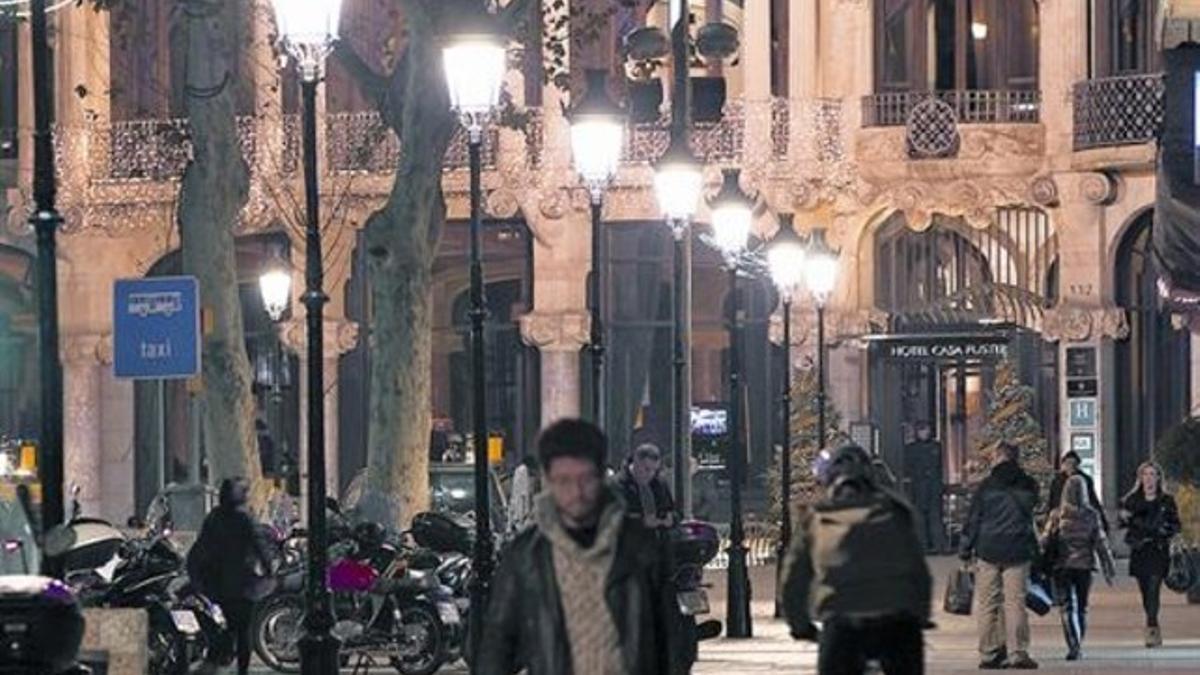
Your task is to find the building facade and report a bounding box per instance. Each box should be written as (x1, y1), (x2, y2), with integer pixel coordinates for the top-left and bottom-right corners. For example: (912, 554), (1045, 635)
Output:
(0, 0), (1190, 521)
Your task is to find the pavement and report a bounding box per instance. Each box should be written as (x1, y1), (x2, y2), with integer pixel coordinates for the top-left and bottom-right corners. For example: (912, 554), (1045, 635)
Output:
(249, 557), (1200, 674)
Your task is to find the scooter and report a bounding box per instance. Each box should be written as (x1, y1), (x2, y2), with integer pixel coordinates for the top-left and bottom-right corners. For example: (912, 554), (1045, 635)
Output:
(670, 520), (724, 666)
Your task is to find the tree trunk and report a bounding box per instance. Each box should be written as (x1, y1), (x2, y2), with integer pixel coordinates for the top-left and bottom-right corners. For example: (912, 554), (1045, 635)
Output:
(356, 10), (458, 527)
(176, 0), (262, 499)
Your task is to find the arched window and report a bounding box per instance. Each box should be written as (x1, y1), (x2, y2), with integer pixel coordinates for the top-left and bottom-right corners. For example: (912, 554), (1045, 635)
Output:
(1114, 211), (1190, 490)
(874, 0), (1039, 93)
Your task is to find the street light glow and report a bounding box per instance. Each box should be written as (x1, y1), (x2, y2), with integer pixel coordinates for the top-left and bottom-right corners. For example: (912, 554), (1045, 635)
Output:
(804, 228), (839, 305)
(569, 70), (625, 202)
(708, 168), (755, 256)
(654, 134), (703, 221)
(443, 30), (508, 135)
(766, 214), (807, 297)
(259, 258), (292, 323)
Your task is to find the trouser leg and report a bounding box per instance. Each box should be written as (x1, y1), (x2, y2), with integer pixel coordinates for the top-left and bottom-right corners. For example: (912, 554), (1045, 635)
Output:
(818, 621), (866, 675)
(1001, 562), (1032, 654)
(1075, 571), (1093, 642)
(975, 561), (1006, 658)
(1137, 573), (1162, 627)
(878, 617), (925, 675)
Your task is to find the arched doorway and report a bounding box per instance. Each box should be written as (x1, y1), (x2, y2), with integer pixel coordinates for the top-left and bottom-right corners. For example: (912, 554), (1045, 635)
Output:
(133, 233), (298, 514)
(868, 209), (1059, 487)
(1113, 210), (1191, 491)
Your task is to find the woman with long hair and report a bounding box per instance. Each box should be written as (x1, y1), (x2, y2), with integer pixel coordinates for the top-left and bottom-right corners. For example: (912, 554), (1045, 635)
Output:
(1118, 461), (1182, 647)
(1042, 475), (1115, 660)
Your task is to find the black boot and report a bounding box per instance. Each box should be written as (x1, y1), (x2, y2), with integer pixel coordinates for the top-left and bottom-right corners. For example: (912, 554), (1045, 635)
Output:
(1060, 608), (1081, 660)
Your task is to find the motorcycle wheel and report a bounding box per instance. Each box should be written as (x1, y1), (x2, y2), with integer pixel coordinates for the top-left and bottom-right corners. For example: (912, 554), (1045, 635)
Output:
(252, 593), (304, 673)
(148, 624), (189, 675)
(389, 602), (447, 675)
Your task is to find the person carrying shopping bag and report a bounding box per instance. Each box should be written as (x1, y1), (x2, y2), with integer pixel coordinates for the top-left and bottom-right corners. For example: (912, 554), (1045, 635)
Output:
(1040, 475), (1115, 661)
(1119, 461), (1182, 648)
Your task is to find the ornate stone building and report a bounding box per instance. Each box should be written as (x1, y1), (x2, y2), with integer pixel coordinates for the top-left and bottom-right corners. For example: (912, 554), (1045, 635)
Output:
(0, 0), (1189, 519)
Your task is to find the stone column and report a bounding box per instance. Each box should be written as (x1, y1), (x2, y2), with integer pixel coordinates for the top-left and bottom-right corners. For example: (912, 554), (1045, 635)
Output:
(281, 318), (359, 497)
(62, 334), (109, 518)
(789, 0), (819, 98)
(520, 312), (589, 427)
(742, 0), (772, 101)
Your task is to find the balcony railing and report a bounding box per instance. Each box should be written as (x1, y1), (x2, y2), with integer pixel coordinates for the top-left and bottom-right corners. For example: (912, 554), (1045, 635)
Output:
(86, 116), (261, 182)
(324, 111), (500, 174)
(621, 101), (746, 164)
(1072, 73), (1164, 151)
(862, 89), (1041, 127)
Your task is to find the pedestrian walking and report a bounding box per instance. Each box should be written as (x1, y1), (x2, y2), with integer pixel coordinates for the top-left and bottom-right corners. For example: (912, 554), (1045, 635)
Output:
(1118, 461), (1182, 648)
(507, 453), (540, 534)
(902, 422), (946, 553)
(477, 419), (683, 675)
(187, 478), (272, 675)
(617, 443), (679, 534)
(1041, 475), (1115, 661)
(782, 444), (932, 675)
(1047, 451), (1109, 532)
(959, 441), (1041, 670)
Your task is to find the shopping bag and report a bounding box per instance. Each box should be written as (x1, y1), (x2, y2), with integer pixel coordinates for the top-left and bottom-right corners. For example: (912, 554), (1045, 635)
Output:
(943, 564), (974, 615)
(1025, 572), (1053, 616)
(1165, 541), (1197, 593)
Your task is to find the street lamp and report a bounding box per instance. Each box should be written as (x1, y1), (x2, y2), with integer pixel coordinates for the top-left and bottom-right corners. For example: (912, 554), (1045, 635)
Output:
(765, 214), (805, 618)
(707, 167), (756, 639)
(444, 23), (506, 662)
(259, 253), (293, 324)
(803, 228), (839, 450)
(269, 0), (342, 671)
(567, 69), (624, 430)
(28, 0), (65, 576)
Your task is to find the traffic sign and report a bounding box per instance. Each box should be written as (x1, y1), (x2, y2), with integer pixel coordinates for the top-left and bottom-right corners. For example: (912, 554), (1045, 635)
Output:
(113, 276), (201, 379)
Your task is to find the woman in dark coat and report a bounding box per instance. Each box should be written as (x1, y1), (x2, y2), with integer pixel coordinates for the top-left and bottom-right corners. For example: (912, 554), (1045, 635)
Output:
(188, 478), (271, 675)
(1118, 461), (1181, 648)
(1048, 451), (1109, 532)
(1042, 475), (1115, 661)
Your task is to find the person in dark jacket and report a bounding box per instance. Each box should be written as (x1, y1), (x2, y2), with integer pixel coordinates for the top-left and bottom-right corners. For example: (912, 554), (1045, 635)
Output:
(959, 442), (1041, 670)
(187, 478), (271, 675)
(783, 444), (931, 675)
(1047, 451), (1108, 532)
(477, 419), (683, 675)
(1118, 461), (1182, 648)
(902, 422), (945, 552)
(617, 443), (679, 533)
(1041, 474), (1115, 661)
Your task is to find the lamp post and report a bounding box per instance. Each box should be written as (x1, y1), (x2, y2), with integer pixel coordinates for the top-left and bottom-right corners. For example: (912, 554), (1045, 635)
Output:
(803, 229), (839, 450)
(260, 251), (293, 484)
(567, 69), (624, 430)
(443, 25), (507, 661)
(29, 0), (64, 572)
(708, 167), (756, 639)
(269, 1), (342, 671)
(765, 214), (805, 618)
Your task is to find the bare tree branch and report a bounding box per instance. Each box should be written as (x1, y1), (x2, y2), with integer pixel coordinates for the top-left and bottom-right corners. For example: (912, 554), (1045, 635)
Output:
(333, 39), (391, 107)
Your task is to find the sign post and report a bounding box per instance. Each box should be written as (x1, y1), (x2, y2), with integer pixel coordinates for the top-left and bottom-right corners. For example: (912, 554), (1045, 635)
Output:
(113, 277), (201, 380)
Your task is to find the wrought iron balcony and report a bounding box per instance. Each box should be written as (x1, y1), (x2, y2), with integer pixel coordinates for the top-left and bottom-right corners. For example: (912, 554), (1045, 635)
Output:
(1072, 73), (1164, 151)
(862, 89), (1041, 127)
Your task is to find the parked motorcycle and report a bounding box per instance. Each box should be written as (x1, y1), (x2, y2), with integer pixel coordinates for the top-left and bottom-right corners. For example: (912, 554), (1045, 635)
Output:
(45, 489), (228, 674)
(252, 503), (462, 675)
(0, 575), (91, 674)
(670, 520), (724, 665)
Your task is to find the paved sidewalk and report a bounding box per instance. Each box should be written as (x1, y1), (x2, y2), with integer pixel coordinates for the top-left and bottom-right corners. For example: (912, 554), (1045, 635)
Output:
(699, 557), (1200, 673)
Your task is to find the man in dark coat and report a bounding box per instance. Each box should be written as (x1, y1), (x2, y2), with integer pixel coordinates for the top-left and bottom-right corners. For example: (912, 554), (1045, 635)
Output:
(1048, 450), (1109, 531)
(902, 422), (945, 552)
(187, 478), (271, 675)
(617, 443), (679, 534)
(959, 442), (1041, 670)
(477, 419), (683, 675)
(783, 444), (932, 675)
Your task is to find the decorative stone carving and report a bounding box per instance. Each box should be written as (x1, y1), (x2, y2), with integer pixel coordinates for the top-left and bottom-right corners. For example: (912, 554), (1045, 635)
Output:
(519, 312), (589, 350)
(906, 99), (960, 159)
(865, 177), (1038, 233)
(1029, 175), (1060, 208)
(487, 188), (522, 219)
(279, 319), (360, 357)
(1079, 172), (1119, 205)
(1042, 304), (1129, 342)
(537, 188), (568, 221)
(61, 333), (110, 365)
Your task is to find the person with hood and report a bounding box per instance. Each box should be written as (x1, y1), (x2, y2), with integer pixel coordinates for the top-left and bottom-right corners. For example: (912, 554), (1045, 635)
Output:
(1041, 474), (1115, 661)
(187, 478), (272, 675)
(959, 442), (1041, 670)
(782, 444), (932, 675)
(477, 419), (683, 675)
(1118, 460), (1181, 648)
(1047, 451), (1108, 533)
(617, 443), (679, 534)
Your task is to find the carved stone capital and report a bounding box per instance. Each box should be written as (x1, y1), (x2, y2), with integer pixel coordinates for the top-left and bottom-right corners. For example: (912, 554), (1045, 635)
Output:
(1078, 172), (1119, 206)
(61, 333), (113, 366)
(1029, 175), (1060, 208)
(279, 318), (360, 359)
(519, 312), (590, 351)
(1042, 304), (1128, 342)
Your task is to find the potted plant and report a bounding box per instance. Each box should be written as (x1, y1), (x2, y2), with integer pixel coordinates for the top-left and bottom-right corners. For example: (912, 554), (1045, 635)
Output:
(1154, 416), (1200, 603)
